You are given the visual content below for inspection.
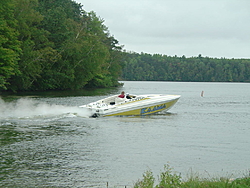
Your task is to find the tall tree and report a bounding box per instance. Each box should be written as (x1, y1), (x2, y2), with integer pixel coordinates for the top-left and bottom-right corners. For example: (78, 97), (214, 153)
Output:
(1, 0), (124, 91)
(8, 0), (59, 91)
(0, 0), (21, 90)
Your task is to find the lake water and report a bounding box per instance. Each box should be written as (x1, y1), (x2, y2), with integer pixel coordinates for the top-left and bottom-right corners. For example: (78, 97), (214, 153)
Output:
(1, 81), (250, 187)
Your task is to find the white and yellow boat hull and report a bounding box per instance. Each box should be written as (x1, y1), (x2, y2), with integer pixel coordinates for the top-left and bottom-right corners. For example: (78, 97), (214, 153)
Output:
(80, 94), (180, 117)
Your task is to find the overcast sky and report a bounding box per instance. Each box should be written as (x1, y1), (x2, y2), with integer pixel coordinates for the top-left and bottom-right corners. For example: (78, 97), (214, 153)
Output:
(77, 0), (250, 58)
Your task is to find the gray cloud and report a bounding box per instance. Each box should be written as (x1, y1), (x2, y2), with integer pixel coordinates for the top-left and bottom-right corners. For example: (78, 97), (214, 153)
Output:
(79, 0), (250, 58)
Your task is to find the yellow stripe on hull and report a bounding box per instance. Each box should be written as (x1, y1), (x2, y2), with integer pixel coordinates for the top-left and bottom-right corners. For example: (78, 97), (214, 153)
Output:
(104, 99), (178, 117)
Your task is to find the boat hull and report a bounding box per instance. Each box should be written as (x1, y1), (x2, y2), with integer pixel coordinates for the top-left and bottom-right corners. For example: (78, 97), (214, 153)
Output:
(104, 97), (179, 116)
(80, 94), (180, 117)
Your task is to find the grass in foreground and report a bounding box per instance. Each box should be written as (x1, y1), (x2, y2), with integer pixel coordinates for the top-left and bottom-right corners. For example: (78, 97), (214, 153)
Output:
(133, 164), (250, 188)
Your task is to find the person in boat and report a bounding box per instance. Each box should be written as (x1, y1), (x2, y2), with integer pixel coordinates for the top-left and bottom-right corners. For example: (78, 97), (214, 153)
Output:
(118, 91), (125, 98)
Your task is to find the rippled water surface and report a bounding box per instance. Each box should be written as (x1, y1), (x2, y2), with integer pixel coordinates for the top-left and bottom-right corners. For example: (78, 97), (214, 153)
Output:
(1, 81), (250, 187)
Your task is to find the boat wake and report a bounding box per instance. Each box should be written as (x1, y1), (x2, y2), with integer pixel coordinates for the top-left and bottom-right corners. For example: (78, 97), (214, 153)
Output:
(0, 98), (92, 120)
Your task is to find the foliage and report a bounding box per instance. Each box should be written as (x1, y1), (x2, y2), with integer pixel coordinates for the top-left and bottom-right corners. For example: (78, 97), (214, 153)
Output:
(134, 170), (155, 188)
(155, 164), (182, 188)
(2, 0), (250, 91)
(0, 0), (21, 90)
(122, 53), (250, 82)
(133, 164), (250, 188)
(9, 0), (51, 91)
(1, 0), (124, 91)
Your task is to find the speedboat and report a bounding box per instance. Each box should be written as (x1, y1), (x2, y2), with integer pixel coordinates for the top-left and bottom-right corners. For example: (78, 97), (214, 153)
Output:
(79, 94), (180, 117)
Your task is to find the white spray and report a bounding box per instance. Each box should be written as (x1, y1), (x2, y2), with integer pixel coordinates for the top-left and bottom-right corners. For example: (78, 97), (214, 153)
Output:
(0, 98), (91, 119)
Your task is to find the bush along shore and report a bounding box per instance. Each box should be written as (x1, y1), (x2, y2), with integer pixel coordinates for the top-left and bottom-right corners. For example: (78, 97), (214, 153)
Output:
(132, 164), (250, 188)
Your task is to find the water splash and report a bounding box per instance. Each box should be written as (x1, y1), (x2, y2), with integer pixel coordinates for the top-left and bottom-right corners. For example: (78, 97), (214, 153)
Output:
(0, 98), (91, 119)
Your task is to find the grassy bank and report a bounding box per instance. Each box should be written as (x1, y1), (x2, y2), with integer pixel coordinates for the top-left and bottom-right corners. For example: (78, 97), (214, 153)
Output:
(133, 164), (250, 188)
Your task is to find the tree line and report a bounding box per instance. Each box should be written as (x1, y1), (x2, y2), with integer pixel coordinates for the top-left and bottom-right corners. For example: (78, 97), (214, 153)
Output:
(122, 53), (250, 82)
(0, 0), (124, 91)
(2, 0), (250, 92)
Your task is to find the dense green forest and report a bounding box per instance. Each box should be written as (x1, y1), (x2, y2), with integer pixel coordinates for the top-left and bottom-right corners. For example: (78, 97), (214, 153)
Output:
(0, 0), (124, 91)
(122, 53), (250, 82)
(1, 0), (250, 92)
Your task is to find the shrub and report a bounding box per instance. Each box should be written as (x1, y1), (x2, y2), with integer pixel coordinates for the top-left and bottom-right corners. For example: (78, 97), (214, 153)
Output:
(134, 170), (155, 188)
(133, 164), (250, 188)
